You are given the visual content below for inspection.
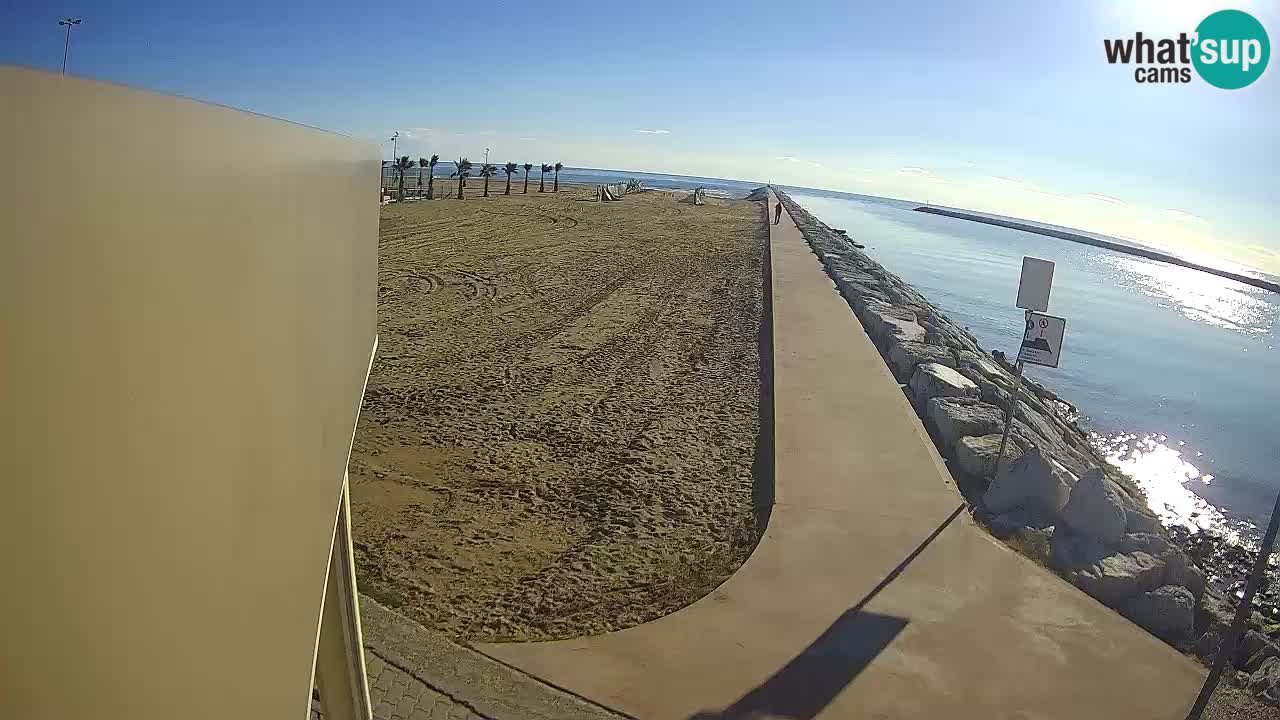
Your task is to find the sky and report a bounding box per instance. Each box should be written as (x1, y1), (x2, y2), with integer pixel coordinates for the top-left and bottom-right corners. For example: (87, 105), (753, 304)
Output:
(4, 0), (1277, 273)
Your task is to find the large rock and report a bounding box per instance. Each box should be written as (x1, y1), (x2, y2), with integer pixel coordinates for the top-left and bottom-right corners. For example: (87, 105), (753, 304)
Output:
(983, 446), (1074, 525)
(1114, 532), (1175, 556)
(956, 351), (1008, 383)
(834, 274), (888, 305)
(927, 398), (1005, 452)
(1125, 508), (1164, 536)
(861, 303), (923, 348)
(1238, 630), (1273, 669)
(887, 341), (955, 381)
(1059, 467), (1128, 544)
(1123, 584), (1195, 644)
(1249, 656), (1280, 705)
(972, 375), (1012, 408)
(1162, 548), (1207, 601)
(910, 363), (979, 405)
(1194, 630), (1223, 663)
(955, 434), (1023, 480)
(1050, 525), (1110, 570)
(985, 507), (1054, 536)
(881, 317), (927, 349)
(851, 289), (892, 315)
(1198, 586), (1238, 637)
(1068, 551), (1166, 606)
(1247, 641), (1280, 673)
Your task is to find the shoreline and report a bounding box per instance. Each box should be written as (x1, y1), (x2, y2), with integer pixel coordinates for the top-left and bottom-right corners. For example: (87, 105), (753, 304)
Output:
(772, 187), (1280, 677)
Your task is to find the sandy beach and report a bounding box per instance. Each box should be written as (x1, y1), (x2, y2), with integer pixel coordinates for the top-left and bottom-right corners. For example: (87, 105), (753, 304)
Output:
(350, 185), (767, 641)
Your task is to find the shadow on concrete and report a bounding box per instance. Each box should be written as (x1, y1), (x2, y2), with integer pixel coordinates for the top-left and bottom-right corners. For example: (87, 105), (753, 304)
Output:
(688, 503), (965, 720)
(751, 204), (775, 534)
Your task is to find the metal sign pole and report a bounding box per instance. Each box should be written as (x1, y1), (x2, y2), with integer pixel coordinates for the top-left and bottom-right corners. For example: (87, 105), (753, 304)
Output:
(1185, 490), (1280, 720)
(995, 311), (1030, 478)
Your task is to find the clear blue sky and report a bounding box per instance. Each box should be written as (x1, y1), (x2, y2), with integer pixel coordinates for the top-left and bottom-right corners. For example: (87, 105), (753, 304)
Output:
(4, 0), (1277, 272)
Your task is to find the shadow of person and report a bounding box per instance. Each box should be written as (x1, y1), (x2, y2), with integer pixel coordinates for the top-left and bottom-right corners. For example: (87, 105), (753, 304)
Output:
(689, 609), (907, 720)
(688, 503), (965, 720)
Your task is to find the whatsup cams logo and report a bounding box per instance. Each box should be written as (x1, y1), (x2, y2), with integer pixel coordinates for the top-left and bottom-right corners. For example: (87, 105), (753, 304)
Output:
(1104, 9), (1270, 88)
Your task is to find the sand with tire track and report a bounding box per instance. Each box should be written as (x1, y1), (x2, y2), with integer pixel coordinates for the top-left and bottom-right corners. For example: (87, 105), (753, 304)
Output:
(350, 185), (767, 641)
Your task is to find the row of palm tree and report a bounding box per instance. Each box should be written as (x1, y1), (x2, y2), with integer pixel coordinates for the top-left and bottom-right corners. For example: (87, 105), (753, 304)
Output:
(387, 157), (564, 200)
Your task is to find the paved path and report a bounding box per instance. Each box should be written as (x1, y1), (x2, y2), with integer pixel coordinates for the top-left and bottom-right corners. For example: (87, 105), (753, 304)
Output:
(365, 650), (485, 720)
(353, 596), (627, 720)
(475, 191), (1206, 719)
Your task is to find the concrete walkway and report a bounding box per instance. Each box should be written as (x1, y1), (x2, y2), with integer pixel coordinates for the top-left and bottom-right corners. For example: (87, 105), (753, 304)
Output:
(353, 596), (628, 720)
(475, 192), (1205, 719)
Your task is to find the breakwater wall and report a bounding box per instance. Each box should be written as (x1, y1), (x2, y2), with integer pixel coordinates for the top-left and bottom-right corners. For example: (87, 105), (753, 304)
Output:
(770, 187), (1277, 680)
(914, 206), (1280, 295)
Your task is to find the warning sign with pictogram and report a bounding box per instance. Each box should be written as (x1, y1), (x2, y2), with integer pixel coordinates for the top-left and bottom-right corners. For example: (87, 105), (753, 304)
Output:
(1018, 312), (1066, 368)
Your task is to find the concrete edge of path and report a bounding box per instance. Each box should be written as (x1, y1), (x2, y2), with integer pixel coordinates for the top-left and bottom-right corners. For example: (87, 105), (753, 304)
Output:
(359, 595), (633, 720)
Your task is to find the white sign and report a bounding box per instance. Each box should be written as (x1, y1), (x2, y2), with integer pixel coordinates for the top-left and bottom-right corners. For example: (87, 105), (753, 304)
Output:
(1019, 312), (1066, 368)
(1016, 257), (1055, 312)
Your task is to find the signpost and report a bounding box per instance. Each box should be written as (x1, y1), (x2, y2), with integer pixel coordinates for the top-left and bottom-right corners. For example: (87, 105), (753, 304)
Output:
(995, 257), (1064, 477)
(1016, 256), (1054, 312)
(1019, 312), (1067, 369)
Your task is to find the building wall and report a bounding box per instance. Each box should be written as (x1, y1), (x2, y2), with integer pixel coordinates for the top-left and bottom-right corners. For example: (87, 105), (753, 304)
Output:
(0, 65), (379, 719)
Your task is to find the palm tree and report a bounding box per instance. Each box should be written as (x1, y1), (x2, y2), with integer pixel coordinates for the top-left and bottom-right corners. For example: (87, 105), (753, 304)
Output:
(416, 157), (429, 195)
(522, 163), (532, 193)
(479, 163), (497, 197)
(539, 163), (552, 192)
(450, 157), (473, 199)
(502, 162), (518, 195)
(394, 155), (413, 200)
(553, 162), (563, 192)
(426, 154), (439, 199)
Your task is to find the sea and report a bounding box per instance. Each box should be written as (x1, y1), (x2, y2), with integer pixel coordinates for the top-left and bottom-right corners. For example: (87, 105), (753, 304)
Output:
(396, 164), (1280, 541)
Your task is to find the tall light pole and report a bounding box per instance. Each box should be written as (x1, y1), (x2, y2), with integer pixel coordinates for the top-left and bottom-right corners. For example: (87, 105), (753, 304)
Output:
(388, 132), (398, 190)
(484, 147), (489, 165)
(59, 18), (81, 75)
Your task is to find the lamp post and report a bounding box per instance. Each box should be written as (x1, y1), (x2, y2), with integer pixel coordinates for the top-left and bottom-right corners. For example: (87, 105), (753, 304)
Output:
(59, 18), (81, 75)
(387, 132), (398, 191)
(484, 147), (490, 166)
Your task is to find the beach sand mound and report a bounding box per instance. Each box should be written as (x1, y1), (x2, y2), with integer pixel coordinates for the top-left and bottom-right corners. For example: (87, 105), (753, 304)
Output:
(352, 190), (767, 641)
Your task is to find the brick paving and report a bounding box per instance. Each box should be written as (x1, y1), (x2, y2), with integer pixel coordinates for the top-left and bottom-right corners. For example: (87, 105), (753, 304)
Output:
(365, 649), (487, 720)
(311, 648), (489, 720)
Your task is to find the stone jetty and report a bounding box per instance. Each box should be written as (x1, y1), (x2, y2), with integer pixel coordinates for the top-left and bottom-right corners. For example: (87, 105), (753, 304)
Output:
(773, 188), (1280, 700)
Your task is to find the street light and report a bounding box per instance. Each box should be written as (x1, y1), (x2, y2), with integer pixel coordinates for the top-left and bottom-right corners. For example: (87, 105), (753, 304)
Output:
(58, 18), (81, 75)
(484, 147), (490, 165)
(388, 132), (399, 190)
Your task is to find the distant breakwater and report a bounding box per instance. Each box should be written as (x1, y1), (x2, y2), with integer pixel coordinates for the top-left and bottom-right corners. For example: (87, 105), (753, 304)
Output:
(914, 206), (1280, 295)
(768, 187), (1280, 677)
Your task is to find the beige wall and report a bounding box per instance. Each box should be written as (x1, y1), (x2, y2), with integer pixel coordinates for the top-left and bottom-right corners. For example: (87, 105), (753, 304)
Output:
(0, 66), (378, 719)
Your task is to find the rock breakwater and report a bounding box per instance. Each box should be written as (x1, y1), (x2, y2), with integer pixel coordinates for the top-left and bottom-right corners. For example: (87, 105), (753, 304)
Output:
(770, 187), (1280, 700)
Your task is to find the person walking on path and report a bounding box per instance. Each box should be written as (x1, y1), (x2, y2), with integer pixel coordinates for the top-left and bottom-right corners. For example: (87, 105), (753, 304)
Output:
(774, 202), (783, 225)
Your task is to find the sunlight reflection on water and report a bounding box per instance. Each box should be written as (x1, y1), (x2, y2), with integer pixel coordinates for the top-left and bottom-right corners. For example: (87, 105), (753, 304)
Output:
(1107, 256), (1276, 334)
(1093, 431), (1256, 544)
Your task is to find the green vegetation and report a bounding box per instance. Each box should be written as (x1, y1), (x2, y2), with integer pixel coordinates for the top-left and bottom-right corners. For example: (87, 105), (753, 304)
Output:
(502, 162), (518, 195)
(479, 162), (497, 197)
(393, 155), (414, 200)
(451, 157), (473, 199)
